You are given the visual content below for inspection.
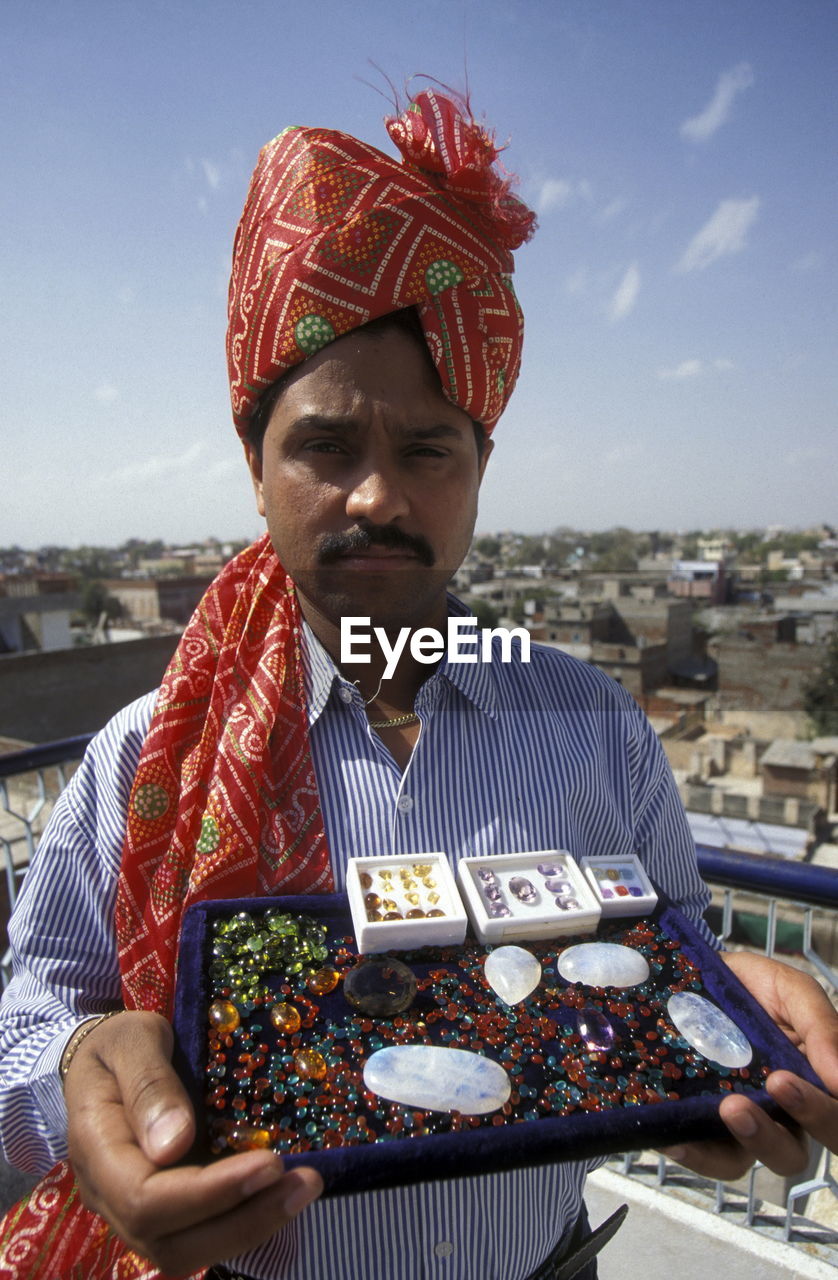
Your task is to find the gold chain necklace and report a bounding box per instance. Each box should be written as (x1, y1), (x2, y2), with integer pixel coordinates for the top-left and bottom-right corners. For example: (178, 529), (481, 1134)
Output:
(367, 710), (420, 729)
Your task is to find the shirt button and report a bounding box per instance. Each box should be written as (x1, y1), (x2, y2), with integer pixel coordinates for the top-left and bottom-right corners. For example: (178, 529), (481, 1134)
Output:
(338, 686), (354, 704)
(434, 1242), (454, 1258)
(396, 795), (413, 814)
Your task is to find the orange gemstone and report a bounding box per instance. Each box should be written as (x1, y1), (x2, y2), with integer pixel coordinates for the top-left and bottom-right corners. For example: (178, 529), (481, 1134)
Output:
(294, 1048), (327, 1081)
(208, 999), (240, 1033)
(229, 1125), (273, 1151)
(270, 1002), (301, 1033)
(307, 966), (340, 995)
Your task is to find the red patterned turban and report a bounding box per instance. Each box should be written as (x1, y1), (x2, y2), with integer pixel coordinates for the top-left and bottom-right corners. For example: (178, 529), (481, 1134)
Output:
(227, 90), (536, 435)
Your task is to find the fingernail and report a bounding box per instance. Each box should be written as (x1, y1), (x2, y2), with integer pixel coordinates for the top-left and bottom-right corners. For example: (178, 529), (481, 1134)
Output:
(242, 1162), (283, 1198)
(727, 1111), (758, 1140)
(772, 1077), (804, 1108)
(282, 1178), (322, 1217)
(146, 1106), (188, 1154)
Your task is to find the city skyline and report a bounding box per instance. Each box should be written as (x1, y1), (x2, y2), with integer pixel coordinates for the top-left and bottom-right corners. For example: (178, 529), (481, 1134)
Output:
(3, 0), (836, 547)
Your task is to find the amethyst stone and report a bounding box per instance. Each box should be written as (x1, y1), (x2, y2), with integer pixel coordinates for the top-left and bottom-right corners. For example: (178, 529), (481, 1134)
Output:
(488, 902), (512, 917)
(509, 876), (538, 904)
(537, 862), (561, 877)
(544, 877), (572, 895)
(343, 956), (417, 1017)
(575, 1007), (616, 1052)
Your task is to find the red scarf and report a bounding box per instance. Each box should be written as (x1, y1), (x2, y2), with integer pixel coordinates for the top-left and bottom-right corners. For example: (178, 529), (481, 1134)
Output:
(0, 535), (332, 1279)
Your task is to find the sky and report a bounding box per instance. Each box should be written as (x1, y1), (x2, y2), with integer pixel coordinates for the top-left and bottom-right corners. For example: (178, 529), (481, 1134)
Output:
(2, 0), (836, 549)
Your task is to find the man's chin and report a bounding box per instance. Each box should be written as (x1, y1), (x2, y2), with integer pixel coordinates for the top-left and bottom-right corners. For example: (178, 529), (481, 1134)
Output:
(294, 566), (454, 630)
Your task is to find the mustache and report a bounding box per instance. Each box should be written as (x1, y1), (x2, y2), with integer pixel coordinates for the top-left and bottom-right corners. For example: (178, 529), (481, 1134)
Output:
(317, 525), (435, 567)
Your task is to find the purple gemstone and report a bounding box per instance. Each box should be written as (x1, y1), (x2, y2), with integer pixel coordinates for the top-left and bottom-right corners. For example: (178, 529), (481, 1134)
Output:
(576, 1008), (616, 1052)
(600, 887), (614, 899)
(478, 867), (498, 885)
(545, 877), (571, 895)
(488, 902), (512, 918)
(509, 876), (538, 904)
(484, 885), (502, 902)
(629, 886), (643, 897)
(554, 895), (580, 911)
(537, 862), (561, 877)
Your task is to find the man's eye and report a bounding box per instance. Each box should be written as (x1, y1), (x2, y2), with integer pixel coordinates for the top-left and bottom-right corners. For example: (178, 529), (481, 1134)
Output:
(304, 440), (344, 454)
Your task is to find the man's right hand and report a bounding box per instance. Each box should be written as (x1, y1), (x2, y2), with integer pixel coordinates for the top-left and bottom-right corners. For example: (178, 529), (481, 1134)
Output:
(64, 1010), (323, 1277)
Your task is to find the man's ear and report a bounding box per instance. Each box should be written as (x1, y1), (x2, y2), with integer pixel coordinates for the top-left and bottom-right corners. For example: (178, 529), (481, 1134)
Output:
(242, 440), (266, 517)
(477, 436), (494, 485)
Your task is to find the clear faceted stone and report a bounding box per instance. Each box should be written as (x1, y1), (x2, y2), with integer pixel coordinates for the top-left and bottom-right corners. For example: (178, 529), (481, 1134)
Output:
(509, 876), (538, 904)
(575, 1007), (617, 1051)
(557, 942), (650, 988)
(484, 945), (542, 1004)
(363, 1045), (511, 1114)
(487, 902), (512, 918)
(667, 991), (753, 1068)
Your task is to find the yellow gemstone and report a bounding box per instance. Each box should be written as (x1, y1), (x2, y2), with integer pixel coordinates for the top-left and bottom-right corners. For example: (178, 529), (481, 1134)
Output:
(229, 1125), (272, 1151)
(270, 1002), (301, 1033)
(364, 892), (381, 911)
(426, 908), (445, 917)
(359, 871), (373, 890)
(427, 891), (440, 904)
(294, 1048), (327, 1080)
(383, 910), (403, 920)
(406, 892), (420, 905)
(413, 864), (432, 876)
(423, 877), (437, 889)
(406, 908), (426, 919)
(383, 898), (397, 912)
(208, 999), (240, 1033)
(307, 966), (340, 995)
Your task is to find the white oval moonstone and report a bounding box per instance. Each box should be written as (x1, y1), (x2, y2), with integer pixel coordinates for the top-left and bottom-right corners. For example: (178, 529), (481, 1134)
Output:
(667, 991), (753, 1068)
(557, 942), (650, 988)
(363, 1045), (511, 1114)
(484, 945), (542, 1005)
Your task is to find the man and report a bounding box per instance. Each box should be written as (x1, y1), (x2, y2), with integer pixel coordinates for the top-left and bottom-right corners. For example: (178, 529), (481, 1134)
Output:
(1, 90), (836, 1280)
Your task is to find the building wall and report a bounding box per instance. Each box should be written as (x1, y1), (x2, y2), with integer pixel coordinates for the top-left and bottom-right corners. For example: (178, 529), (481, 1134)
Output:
(0, 636), (179, 742)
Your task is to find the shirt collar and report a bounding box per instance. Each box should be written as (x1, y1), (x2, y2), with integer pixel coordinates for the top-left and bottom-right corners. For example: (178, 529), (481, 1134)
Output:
(300, 593), (500, 727)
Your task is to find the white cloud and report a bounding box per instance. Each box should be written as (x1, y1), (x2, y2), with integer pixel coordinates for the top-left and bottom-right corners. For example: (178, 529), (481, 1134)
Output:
(658, 359), (703, 380)
(674, 196), (760, 272)
(790, 251), (824, 273)
(202, 159), (222, 190)
(535, 177), (591, 214)
(597, 197), (627, 225)
(98, 441), (207, 487)
(607, 262), (641, 322)
(657, 357), (735, 380)
(94, 383), (120, 405)
(565, 265), (589, 297)
(680, 62), (755, 142)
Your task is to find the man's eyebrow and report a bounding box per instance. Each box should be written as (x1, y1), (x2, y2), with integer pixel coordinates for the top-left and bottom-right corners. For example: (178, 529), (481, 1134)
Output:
(287, 417), (466, 441)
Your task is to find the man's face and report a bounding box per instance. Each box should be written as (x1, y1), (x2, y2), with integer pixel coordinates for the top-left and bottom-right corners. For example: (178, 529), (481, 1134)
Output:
(244, 323), (493, 639)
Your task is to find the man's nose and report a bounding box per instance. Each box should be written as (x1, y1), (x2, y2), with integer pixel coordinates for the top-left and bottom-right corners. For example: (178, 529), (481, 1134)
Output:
(345, 461), (410, 525)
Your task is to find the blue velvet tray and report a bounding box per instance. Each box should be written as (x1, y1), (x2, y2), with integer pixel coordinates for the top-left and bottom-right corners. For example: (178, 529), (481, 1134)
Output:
(172, 893), (821, 1196)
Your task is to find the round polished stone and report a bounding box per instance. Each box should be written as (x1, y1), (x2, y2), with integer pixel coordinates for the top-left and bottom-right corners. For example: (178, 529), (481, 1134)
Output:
(363, 1045), (511, 1114)
(343, 956), (418, 1017)
(270, 1002), (301, 1033)
(484, 945), (542, 1005)
(667, 992), (753, 1068)
(294, 1048), (327, 1080)
(557, 942), (650, 988)
(208, 999), (240, 1033)
(509, 876), (538, 904)
(307, 966), (341, 995)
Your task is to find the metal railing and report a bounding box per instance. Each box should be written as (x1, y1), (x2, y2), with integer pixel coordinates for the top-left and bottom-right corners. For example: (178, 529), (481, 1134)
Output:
(0, 736), (836, 1254)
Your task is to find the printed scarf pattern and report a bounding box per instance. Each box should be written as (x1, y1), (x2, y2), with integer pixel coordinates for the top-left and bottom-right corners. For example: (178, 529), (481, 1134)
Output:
(0, 534), (332, 1279)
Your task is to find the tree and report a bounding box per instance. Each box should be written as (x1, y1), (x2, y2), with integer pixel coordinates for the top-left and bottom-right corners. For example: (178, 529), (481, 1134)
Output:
(803, 630), (838, 736)
(79, 581), (124, 626)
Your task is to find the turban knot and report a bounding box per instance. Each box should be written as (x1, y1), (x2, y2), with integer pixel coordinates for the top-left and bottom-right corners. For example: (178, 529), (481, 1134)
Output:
(227, 89), (536, 435)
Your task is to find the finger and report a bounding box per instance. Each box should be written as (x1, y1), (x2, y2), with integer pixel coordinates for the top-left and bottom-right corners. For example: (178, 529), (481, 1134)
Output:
(658, 1138), (755, 1182)
(719, 1093), (810, 1176)
(767, 1070), (838, 1153)
(70, 1011), (196, 1166)
(144, 1166), (324, 1277)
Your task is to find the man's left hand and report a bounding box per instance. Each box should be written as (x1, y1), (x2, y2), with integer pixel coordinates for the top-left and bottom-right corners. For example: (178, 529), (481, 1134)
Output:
(660, 951), (838, 1180)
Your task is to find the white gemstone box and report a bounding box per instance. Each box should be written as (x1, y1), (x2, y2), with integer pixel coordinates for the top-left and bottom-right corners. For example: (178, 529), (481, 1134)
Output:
(346, 854), (468, 954)
(580, 854), (658, 917)
(457, 850), (601, 944)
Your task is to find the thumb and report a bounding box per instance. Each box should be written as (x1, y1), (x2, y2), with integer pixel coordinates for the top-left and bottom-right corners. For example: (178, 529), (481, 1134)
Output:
(77, 1009), (196, 1165)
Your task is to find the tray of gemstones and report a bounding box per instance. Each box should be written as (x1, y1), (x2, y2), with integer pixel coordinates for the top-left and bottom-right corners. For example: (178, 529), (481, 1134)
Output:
(172, 892), (821, 1195)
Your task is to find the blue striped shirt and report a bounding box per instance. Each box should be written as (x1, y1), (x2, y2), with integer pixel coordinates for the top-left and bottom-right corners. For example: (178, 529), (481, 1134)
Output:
(0, 613), (713, 1279)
